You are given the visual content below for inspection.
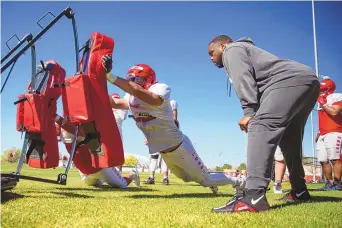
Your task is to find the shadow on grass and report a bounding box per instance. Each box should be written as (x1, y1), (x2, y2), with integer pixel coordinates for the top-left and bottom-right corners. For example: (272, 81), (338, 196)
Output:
(1, 191), (25, 204)
(128, 192), (234, 199)
(306, 187), (337, 192)
(271, 195), (342, 210)
(164, 183), (201, 187)
(20, 191), (94, 199)
(53, 192), (94, 198)
(55, 186), (157, 192)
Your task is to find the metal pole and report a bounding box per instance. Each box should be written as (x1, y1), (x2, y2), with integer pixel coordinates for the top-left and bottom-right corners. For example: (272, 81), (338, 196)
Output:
(1, 7), (73, 73)
(311, 0), (320, 182)
(1, 33), (33, 64)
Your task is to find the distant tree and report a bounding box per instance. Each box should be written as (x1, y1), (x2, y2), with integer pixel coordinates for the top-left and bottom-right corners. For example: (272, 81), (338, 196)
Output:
(124, 155), (138, 167)
(1, 148), (21, 163)
(222, 164), (232, 170)
(238, 163), (246, 170)
(215, 166), (223, 172)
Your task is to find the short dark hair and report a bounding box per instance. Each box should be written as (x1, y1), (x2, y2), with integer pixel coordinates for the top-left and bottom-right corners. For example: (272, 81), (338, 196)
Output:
(209, 35), (233, 45)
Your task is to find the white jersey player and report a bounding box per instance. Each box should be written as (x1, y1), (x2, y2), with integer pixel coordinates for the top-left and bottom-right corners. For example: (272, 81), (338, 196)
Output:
(111, 93), (128, 138)
(102, 55), (245, 195)
(111, 93), (128, 172)
(145, 99), (178, 185)
(316, 78), (342, 190)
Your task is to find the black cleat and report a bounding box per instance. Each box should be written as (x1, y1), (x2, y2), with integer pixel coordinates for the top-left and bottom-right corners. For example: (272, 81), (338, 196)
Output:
(212, 189), (270, 213)
(163, 177), (169, 185)
(278, 188), (311, 202)
(144, 177), (155, 185)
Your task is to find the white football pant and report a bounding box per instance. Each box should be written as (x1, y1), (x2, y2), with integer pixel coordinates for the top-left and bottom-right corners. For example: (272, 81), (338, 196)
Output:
(317, 132), (342, 162)
(161, 134), (240, 187)
(78, 167), (128, 188)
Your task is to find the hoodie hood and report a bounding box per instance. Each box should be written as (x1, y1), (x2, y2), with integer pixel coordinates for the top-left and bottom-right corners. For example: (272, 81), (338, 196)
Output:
(234, 37), (255, 46)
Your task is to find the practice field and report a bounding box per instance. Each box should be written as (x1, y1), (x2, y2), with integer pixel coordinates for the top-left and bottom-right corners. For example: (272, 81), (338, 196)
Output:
(1, 163), (342, 228)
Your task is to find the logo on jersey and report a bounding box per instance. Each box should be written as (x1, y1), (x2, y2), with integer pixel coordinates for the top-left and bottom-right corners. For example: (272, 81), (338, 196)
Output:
(130, 103), (141, 108)
(129, 96), (141, 108)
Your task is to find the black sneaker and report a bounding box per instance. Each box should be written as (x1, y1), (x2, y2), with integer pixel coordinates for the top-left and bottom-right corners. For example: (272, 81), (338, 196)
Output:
(163, 178), (169, 185)
(212, 189), (270, 213)
(144, 177), (155, 184)
(278, 189), (311, 202)
(331, 181), (342, 191)
(317, 181), (334, 191)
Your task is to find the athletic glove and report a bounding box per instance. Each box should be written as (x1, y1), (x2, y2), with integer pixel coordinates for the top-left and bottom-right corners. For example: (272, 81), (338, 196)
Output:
(102, 55), (112, 73)
(317, 95), (327, 107)
(102, 55), (118, 84)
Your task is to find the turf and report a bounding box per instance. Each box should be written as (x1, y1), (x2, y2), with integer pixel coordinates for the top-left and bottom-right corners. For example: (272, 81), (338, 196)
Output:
(1, 163), (342, 227)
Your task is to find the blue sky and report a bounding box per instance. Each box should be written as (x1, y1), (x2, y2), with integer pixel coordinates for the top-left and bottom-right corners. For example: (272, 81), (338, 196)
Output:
(1, 1), (342, 167)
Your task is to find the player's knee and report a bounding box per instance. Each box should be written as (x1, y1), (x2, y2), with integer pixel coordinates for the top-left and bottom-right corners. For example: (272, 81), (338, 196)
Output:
(331, 159), (342, 165)
(320, 161), (330, 165)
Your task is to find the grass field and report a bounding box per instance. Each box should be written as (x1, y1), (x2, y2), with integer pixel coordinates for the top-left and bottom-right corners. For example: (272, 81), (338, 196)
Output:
(1, 163), (342, 228)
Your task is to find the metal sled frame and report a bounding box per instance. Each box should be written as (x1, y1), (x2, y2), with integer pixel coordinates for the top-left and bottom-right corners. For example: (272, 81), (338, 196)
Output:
(1, 6), (81, 187)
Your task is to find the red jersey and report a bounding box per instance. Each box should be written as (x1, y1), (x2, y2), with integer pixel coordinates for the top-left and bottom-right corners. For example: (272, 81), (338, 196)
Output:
(318, 93), (342, 135)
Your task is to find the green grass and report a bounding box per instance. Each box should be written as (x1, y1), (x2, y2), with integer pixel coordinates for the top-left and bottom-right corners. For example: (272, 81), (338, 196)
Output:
(1, 163), (342, 228)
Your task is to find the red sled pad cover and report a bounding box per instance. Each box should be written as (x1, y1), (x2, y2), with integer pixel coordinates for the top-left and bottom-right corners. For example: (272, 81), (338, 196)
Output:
(29, 60), (66, 100)
(61, 74), (94, 124)
(16, 60), (66, 132)
(16, 94), (43, 133)
(62, 32), (124, 168)
(16, 60), (66, 169)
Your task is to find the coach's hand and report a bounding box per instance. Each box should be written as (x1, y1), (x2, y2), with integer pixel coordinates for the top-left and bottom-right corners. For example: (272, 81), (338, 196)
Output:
(102, 55), (113, 73)
(238, 116), (252, 132)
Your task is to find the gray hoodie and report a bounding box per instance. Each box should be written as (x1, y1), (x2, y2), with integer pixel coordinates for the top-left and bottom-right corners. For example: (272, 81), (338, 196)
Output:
(223, 37), (318, 117)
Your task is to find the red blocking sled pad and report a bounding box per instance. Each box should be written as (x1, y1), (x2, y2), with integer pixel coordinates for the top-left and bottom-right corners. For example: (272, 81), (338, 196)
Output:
(16, 60), (66, 168)
(61, 32), (124, 168)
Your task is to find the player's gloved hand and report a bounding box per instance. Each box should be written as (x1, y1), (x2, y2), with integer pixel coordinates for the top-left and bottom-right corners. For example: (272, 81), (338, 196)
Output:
(102, 55), (118, 84)
(102, 55), (112, 73)
(317, 95), (327, 107)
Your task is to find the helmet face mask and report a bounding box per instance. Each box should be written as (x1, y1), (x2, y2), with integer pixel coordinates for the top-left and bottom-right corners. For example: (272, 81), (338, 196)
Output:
(127, 74), (147, 87)
(126, 64), (156, 90)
